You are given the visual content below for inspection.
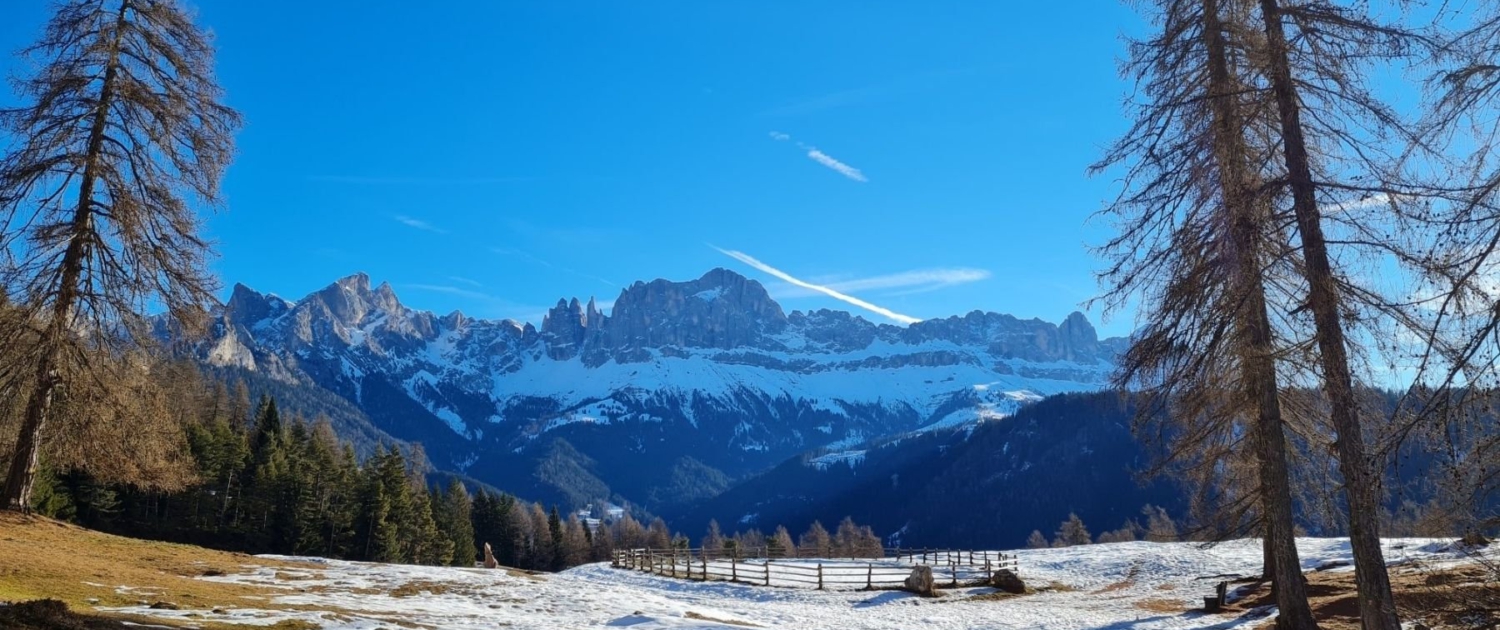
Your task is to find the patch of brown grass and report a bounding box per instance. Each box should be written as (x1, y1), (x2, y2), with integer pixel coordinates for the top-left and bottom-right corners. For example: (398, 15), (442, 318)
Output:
(262, 622), (320, 630)
(0, 599), (133, 629)
(969, 589), (1031, 602)
(1134, 597), (1188, 613)
(0, 512), (311, 628)
(683, 611), (761, 627)
(1095, 563), (1142, 594)
(1227, 560), (1500, 629)
(389, 580), (458, 598)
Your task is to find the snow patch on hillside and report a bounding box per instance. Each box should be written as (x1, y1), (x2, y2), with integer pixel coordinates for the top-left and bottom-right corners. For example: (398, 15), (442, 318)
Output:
(809, 449), (867, 470)
(487, 344), (1105, 427)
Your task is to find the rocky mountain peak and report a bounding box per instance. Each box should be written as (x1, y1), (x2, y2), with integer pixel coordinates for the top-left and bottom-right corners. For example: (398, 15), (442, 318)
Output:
(335, 272), (371, 292)
(585, 297), (601, 327)
(541, 297), (592, 359)
(608, 267), (787, 352)
(225, 283), (283, 328)
(1057, 311), (1098, 358)
(304, 272), (408, 327)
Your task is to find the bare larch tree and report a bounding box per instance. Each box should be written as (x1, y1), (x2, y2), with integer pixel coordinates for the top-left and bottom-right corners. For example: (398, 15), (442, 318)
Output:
(1248, 0), (1436, 626)
(0, 0), (239, 511)
(1092, 0), (1317, 625)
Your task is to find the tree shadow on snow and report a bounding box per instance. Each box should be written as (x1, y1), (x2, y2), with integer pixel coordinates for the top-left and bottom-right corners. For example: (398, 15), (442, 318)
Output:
(852, 591), (917, 608)
(1094, 608), (1274, 630)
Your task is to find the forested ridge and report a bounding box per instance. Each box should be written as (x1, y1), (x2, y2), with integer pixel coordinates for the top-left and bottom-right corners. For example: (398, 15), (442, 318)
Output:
(16, 363), (626, 570)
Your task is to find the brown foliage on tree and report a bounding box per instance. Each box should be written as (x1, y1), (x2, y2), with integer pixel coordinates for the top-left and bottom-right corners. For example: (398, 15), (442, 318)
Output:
(0, 0), (239, 510)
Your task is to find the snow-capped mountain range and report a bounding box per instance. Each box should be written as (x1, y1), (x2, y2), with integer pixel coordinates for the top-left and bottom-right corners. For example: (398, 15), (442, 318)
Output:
(197, 268), (1125, 510)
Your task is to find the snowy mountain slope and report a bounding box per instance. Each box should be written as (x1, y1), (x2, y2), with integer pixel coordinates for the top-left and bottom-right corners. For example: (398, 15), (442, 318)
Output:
(669, 391), (1185, 548)
(192, 268), (1125, 510)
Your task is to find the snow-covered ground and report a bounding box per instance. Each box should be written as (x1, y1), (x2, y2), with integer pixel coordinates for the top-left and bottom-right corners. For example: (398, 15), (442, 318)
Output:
(101, 538), (1491, 629)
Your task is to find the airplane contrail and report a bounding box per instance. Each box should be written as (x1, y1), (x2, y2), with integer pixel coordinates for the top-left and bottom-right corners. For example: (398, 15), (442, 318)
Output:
(712, 246), (921, 325)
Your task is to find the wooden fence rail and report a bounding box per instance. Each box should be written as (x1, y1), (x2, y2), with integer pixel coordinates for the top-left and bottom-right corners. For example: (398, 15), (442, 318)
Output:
(610, 547), (1018, 591)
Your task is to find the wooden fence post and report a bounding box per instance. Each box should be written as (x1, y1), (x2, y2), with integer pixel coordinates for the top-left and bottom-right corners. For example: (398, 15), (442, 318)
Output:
(951, 561), (958, 587)
(731, 557), (738, 582)
(702, 555), (708, 581)
(764, 561), (771, 586)
(817, 563), (824, 590)
(867, 563), (873, 589)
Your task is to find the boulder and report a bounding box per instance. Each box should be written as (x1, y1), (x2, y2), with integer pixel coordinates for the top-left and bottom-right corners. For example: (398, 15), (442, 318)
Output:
(903, 565), (936, 596)
(989, 568), (1026, 594)
(1460, 531), (1491, 548)
(483, 542), (498, 569)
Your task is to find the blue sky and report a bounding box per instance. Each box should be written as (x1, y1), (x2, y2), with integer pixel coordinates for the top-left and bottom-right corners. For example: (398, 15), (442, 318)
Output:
(0, 2), (1146, 337)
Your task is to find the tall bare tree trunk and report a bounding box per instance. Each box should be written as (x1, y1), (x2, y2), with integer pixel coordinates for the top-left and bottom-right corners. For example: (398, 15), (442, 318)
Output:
(1242, 281), (1319, 630)
(2, 359), (59, 511)
(1201, 0), (1317, 626)
(1, 2), (128, 512)
(1253, 0), (1400, 627)
(1263, 531), (1275, 582)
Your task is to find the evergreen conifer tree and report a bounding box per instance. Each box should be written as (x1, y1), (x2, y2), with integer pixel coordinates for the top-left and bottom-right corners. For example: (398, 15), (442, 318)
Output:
(436, 479), (475, 567)
(547, 506), (565, 570)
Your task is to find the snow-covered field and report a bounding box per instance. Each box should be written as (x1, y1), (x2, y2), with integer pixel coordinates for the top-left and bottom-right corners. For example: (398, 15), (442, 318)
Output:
(102, 538), (1490, 629)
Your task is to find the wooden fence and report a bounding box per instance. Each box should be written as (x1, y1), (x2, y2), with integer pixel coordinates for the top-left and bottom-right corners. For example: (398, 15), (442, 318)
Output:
(610, 547), (1018, 591)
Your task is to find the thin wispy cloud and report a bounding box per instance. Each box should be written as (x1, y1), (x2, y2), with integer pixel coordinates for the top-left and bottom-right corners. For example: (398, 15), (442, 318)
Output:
(805, 149), (867, 182)
(404, 283), (550, 323)
(447, 276), (483, 288)
(712, 246), (921, 325)
(492, 247), (616, 287)
(770, 267), (991, 299)
(393, 215), (447, 234)
(769, 132), (867, 182)
(406, 284), (492, 301)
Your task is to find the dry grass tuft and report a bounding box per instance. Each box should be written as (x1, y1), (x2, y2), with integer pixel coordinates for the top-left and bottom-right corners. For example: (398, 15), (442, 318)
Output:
(1134, 597), (1189, 613)
(1095, 562), (1143, 594)
(1040, 581), (1079, 593)
(389, 580), (458, 598)
(683, 611), (762, 627)
(969, 589), (1031, 602)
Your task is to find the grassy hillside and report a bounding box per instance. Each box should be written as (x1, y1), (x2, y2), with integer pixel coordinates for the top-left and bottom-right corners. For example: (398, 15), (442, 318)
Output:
(0, 512), (311, 629)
